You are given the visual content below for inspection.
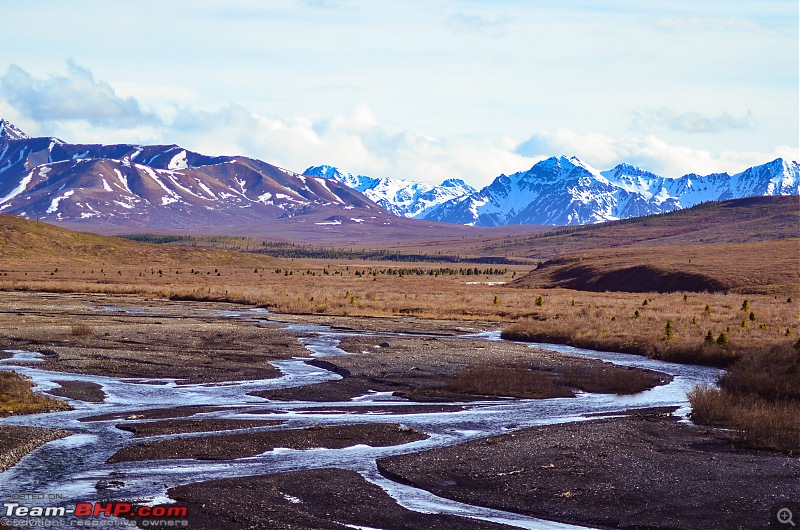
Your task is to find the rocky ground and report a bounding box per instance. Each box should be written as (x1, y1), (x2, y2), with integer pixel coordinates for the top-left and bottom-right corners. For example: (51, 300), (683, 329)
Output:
(0, 425), (70, 473)
(0, 292), (305, 383)
(378, 411), (800, 530)
(46, 380), (105, 402)
(160, 468), (515, 530)
(108, 423), (427, 463)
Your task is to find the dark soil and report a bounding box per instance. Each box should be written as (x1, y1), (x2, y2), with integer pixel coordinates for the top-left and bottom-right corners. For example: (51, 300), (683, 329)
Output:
(108, 423), (428, 463)
(79, 405), (228, 422)
(47, 380), (106, 403)
(160, 468), (515, 530)
(116, 419), (285, 438)
(378, 413), (800, 530)
(250, 404), (472, 415)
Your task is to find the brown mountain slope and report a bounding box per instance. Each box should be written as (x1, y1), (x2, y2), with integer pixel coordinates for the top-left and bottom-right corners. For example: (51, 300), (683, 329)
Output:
(0, 214), (272, 267)
(454, 196), (799, 259)
(506, 196), (800, 294)
(510, 239), (800, 294)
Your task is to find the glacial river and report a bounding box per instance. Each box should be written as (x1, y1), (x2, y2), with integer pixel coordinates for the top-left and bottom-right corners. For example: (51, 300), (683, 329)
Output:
(0, 306), (722, 529)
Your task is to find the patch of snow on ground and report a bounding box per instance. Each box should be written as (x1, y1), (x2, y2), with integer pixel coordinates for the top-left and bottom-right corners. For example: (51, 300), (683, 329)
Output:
(315, 220), (342, 226)
(102, 179), (113, 192)
(167, 150), (188, 170)
(114, 169), (131, 193)
(196, 179), (216, 198)
(0, 170), (34, 205)
(46, 190), (74, 213)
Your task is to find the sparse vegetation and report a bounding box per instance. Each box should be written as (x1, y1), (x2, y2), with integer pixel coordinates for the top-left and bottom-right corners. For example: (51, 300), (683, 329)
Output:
(689, 343), (800, 453)
(446, 361), (666, 399)
(70, 324), (93, 336)
(0, 372), (71, 416)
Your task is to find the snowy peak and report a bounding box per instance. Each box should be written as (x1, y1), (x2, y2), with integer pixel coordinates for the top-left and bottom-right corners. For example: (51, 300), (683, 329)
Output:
(302, 165), (476, 218)
(421, 155), (799, 227)
(0, 120), (30, 142)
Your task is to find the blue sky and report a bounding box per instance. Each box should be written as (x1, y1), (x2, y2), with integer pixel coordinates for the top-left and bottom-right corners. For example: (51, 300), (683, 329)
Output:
(1, 0), (797, 186)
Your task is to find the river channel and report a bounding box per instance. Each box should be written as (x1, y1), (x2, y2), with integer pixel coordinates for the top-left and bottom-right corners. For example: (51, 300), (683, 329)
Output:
(0, 305), (722, 529)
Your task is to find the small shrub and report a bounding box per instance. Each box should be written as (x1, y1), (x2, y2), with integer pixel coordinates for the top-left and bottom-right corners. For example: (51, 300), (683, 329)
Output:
(749, 312), (757, 321)
(535, 295), (544, 307)
(664, 320), (674, 341)
(704, 305), (712, 316)
(716, 333), (728, 346)
(704, 331), (715, 345)
(70, 324), (93, 336)
(634, 310), (641, 319)
(741, 299), (750, 311)
(688, 386), (730, 425)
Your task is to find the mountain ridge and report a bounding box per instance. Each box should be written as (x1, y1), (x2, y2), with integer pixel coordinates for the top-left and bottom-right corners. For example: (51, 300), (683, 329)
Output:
(0, 120), (382, 230)
(312, 155), (799, 227)
(302, 165), (477, 218)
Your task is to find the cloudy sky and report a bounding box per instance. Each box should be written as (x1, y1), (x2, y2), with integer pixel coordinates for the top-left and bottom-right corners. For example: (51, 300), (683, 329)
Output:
(1, 1), (797, 186)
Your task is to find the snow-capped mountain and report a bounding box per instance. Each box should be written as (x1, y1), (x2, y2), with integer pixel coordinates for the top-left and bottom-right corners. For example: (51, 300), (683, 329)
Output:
(421, 156), (799, 226)
(0, 120), (379, 229)
(303, 165), (476, 218)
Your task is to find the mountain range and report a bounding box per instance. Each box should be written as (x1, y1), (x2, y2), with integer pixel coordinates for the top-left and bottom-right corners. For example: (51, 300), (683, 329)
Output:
(0, 119), (379, 230)
(303, 165), (477, 218)
(306, 156), (799, 226)
(1, 118), (797, 234)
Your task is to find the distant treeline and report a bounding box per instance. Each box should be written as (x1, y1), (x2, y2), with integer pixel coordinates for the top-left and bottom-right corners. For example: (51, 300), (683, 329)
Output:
(117, 234), (527, 265)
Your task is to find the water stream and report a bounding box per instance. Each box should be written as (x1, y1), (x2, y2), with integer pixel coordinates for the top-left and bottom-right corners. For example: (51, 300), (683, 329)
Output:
(0, 306), (722, 529)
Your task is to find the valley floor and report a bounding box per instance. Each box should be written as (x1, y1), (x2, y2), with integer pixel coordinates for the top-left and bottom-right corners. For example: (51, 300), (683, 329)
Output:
(0, 292), (797, 530)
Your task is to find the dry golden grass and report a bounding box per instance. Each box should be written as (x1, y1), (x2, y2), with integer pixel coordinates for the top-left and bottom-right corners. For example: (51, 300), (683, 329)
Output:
(501, 290), (797, 366)
(689, 342), (800, 452)
(689, 386), (800, 453)
(0, 371), (71, 416)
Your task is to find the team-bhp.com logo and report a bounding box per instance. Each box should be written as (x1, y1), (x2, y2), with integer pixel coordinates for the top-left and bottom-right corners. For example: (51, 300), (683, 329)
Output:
(3, 501), (188, 527)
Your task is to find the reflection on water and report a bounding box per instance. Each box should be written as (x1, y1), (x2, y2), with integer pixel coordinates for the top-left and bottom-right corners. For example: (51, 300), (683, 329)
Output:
(0, 306), (721, 529)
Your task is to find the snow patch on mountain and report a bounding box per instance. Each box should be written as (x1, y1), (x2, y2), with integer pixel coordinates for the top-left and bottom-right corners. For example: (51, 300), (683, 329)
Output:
(303, 165), (477, 218)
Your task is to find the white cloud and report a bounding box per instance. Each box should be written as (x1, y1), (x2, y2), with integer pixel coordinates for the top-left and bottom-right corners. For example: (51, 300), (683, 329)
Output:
(515, 129), (797, 177)
(630, 108), (756, 134)
(0, 62), (795, 189)
(0, 60), (159, 127)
